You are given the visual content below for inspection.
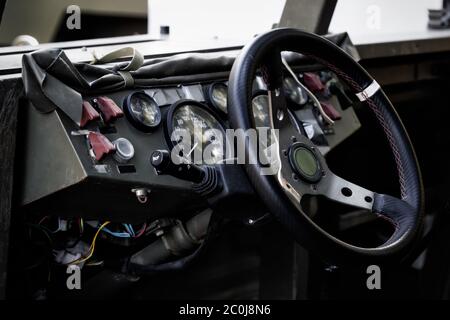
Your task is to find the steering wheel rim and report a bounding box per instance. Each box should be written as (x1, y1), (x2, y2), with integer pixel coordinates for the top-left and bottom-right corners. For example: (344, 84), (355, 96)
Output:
(227, 28), (424, 264)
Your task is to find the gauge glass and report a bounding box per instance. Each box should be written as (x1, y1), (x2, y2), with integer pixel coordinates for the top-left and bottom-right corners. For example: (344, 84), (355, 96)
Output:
(251, 94), (274, 148)
(283, 77), (308, 106)
(128, 93), (161, 129)
(171, 104), (226, 165)
(252, 94), (270, 128)
(210, 83), (228, 114)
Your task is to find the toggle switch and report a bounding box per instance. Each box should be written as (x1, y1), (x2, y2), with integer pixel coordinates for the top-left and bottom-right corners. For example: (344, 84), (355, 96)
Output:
(303, 73), (325, 92)
(88, 132), (116, 161)
(320, 102), (342, 121)
(80, 101), (100, 127)
(95, 96), (124, 123)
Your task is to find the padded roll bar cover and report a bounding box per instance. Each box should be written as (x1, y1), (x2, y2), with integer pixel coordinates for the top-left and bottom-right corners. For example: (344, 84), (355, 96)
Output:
(227, 28), (423, 264)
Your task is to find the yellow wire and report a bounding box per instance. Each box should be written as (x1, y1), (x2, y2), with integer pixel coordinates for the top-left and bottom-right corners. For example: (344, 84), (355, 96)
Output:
(68, 221), (110, 265)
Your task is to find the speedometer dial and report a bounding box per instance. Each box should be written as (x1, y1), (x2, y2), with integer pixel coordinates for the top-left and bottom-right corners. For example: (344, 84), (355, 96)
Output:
(166, 100), (227, 165)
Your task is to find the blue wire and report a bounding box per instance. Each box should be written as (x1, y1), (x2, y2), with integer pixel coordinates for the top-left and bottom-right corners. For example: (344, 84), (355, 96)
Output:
(123, 224), (135, 237)
(102, 226), (131, 238)
(128, 224), (135, 236)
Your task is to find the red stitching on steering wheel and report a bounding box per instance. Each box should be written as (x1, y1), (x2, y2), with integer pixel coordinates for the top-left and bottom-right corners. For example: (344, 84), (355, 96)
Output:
(306, 54), (407, 199)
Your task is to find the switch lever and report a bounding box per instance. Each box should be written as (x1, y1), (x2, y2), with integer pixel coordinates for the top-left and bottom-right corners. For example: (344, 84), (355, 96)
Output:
(88, 132), (116, 161)
(151, 150), (205, 184)
(95, 96), (124, 123)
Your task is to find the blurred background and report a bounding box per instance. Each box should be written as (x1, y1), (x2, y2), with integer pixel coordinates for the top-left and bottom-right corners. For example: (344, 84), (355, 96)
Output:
(0, 0), (445, 47)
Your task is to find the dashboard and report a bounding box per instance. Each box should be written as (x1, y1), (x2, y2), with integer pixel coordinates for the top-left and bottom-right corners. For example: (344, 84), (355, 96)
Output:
(19, 64), (361, 222)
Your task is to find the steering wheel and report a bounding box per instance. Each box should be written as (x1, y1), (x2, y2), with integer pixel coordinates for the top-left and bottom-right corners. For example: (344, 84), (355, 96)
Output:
(228, 28), (424, 264)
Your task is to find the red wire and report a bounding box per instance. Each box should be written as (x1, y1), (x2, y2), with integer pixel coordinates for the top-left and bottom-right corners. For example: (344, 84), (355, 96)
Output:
(134, 223), (147, 238)
(38, 216), (49, 225)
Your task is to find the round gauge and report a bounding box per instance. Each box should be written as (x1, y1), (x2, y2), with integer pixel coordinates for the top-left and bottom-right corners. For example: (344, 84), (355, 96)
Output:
(251, 92), (274, 148)
(166, 100), (227, 165)
(124, 92), (162, 132)
(283, 77), (308, 106)
(206, 82), (228, 114)
(252, 93), (270, 128)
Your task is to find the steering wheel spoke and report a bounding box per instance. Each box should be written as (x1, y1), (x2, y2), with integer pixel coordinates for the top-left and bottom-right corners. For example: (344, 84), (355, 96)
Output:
(267, 79), (375, 212)
(313, 171), (375, 210)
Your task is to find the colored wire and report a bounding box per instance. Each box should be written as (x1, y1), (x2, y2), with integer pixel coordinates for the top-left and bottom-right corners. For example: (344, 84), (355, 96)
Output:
(128, 224), (136, 236)
(134, 223), (147, 238)
(85, 220), (131, 238)
(123, 224), (135, 237)
(38, 216), (61, 233)
(67, 221), (110, 265)
(38, 216), (49, 225)
(102, 226), (131, 238)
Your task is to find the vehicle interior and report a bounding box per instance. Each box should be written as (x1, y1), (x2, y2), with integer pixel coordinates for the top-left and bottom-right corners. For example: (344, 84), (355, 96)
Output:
(1, 0), (450, 302)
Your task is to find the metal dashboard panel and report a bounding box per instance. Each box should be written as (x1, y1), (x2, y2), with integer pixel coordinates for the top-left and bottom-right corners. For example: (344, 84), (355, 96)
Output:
(18, 73), (361, 221)
(20, 101), (87, 205)
(18, 87), (208, 221)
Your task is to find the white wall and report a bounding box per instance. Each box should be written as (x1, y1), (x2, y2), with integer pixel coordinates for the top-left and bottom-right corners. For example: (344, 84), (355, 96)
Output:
(330, 0), (443, 40)
(148, 0), (286, 41)
(149, 0), (444, 43)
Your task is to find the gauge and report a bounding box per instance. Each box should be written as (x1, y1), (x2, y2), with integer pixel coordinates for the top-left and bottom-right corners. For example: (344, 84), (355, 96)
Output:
(166, 100), (227, 165)
(123, 92), (162, 132)
(252, 93), (270, 128)
(251, 92), (275, 148)
(283, 77), (308, 106)
(206, 82), (228, 115)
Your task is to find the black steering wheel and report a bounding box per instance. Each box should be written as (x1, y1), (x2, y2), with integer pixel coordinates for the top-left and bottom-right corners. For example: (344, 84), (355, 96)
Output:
(228, 28), (424, 264)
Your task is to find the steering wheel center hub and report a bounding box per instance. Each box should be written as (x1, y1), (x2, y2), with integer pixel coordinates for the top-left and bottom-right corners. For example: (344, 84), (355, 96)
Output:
(289, 143), (322, 183)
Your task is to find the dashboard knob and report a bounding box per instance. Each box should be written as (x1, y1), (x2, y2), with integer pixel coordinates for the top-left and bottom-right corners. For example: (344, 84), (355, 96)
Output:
(151, 150), (205, 183)
(113, 138), (135, 163)
(151, 150), (171, 171)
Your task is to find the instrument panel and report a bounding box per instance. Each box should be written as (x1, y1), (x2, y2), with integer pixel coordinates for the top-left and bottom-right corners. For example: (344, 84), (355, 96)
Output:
(19, 68), (361, 220)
